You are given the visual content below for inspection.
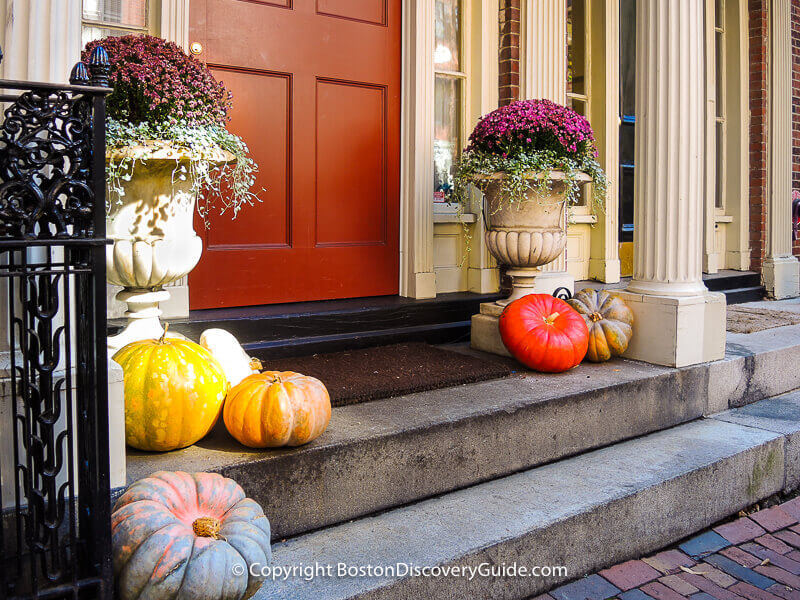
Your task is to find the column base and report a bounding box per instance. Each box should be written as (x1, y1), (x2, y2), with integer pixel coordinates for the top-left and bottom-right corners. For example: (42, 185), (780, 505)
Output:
(725, 250), (751, 272)
(404, 271), (437, 299)
(468, 266), (500, 294)
(763, 256), (800, 300)
(470, 302), (511, 357)
(588, 258), (622, 284)
(616, 290), (726, 368)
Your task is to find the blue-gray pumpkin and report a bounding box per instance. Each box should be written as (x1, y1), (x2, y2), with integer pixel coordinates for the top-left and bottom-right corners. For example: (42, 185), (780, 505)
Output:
(567, 288), (634, 362)
(112, 471), (271, 600)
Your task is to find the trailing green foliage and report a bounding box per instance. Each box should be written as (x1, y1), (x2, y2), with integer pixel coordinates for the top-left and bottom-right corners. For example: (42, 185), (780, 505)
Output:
(106, 119), (260, 223)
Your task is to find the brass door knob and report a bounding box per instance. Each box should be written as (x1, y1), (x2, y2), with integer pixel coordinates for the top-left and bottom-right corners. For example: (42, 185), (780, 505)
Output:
(190, 42), (203, 55)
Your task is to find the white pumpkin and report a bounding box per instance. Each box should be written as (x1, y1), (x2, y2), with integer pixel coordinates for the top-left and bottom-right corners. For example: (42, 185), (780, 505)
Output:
(200, 328), (261, 387)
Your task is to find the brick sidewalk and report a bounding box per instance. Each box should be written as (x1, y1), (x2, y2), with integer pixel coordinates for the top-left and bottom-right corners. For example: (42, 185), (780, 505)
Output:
(540, 497), (800, 600)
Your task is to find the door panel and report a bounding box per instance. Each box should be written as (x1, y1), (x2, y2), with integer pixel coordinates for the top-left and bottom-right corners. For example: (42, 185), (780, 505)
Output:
(205, 67), (291, 249)
(189, 0), (401, 308)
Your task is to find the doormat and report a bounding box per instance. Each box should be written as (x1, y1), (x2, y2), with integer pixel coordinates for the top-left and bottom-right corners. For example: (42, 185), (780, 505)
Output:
(727, 305), (800, 334)
(262, 343), (513, 407)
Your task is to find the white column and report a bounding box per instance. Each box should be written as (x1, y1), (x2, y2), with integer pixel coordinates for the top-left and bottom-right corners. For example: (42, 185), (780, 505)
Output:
(467, 0), (500, 294)
(400, 0), (437, 298)
(522, 0), (573, 294)
(0, 0), (82, 371)
(617, 0), (726, 368)
(762, 0), (799, 299)
(161, 0), (191, 49)
(0, 0), (126, 498)
(0, 0), (81, 81)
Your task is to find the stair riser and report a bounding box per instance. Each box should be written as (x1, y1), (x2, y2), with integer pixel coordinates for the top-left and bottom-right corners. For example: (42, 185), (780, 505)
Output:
(344, 440), (783, 600)
(724, 288), (766, 304)
(704, 273), (762, 291)
(169, 298), (494, 347)
(258, 416), (788, 600)
(245, 322), (471, 360)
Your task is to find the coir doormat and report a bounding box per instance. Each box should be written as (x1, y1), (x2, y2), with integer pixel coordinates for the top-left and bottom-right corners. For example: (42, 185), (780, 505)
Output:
(264, 342), (513, 407)
(727, 305), (800, 334)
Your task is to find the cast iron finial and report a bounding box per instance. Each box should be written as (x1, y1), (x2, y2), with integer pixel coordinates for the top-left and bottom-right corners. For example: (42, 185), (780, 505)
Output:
(69, 62), (90, 86)
(88, 45), (110, 87)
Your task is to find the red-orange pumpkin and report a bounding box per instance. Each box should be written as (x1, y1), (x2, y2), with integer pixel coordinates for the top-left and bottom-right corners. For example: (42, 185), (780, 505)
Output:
(112, 471), (271, 600)
(499, 294), (589, 372)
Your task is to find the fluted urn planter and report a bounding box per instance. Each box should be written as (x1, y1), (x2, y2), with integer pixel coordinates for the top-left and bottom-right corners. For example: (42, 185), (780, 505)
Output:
(106, 142), (234, 351)
(481, 170), (591, 306)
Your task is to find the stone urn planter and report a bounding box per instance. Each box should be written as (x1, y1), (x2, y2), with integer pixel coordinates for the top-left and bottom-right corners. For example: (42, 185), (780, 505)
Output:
(481, 170), (591, 306)
(106, 142), (234, 351)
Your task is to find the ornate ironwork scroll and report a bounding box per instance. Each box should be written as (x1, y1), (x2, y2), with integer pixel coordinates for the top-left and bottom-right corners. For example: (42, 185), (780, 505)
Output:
(0, 46), (113, 600)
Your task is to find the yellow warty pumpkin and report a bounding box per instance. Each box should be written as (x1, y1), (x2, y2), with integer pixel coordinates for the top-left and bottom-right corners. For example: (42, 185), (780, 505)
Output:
(113, 335), (228, 452)
(223, 371), (331, 448)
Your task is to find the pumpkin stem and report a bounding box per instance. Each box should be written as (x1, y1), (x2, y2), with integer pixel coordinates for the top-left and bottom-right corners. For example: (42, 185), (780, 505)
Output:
(249, 357), (263, 371)
(590, 312), (603, 323)
(543, 311), (561, 325)
(158, 323), (169, 344)
(192, 517), (222, 539)
(270, 375), (283, 385)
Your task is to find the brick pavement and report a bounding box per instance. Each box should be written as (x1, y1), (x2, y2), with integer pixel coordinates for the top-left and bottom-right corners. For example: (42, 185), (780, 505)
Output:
(537, 497), (800, 600)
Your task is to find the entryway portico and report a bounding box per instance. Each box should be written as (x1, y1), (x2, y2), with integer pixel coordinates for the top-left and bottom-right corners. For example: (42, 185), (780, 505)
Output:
(1, 0), (797, 367)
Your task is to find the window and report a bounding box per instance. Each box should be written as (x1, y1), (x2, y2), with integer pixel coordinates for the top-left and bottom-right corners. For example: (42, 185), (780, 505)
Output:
(567, 0), (590, 206)
(566, 0), (588, 117)
(619, 0), (636, 242)
(82, 0), (152, 47)
(713, 0), (726, 209)
(434, 0), (465, 206)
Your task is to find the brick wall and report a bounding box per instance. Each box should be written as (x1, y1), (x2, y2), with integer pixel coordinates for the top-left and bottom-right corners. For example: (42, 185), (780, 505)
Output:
(498, 0), (520, 107)
(792, 0), (800, 255)
(750, 0), (769, 271)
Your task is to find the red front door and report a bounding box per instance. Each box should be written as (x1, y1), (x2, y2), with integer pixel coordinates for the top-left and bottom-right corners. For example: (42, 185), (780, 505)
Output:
(189, 0), (401, 309)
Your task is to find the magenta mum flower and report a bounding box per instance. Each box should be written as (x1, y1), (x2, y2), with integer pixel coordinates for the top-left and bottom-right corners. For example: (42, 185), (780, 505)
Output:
(465, 99), (596, 160)
(82, 35), (232, 128)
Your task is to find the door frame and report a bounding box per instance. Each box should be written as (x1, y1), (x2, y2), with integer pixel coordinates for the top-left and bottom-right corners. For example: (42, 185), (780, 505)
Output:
(161, 0), (438, 303)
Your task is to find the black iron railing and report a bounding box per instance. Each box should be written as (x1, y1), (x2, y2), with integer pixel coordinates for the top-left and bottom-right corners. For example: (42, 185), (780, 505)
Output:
(0, 46), (113, 600)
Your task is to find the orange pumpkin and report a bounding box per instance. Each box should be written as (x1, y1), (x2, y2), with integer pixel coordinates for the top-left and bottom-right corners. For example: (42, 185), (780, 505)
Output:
(223, 371), (331, 448)
(567, 288), (634, 362)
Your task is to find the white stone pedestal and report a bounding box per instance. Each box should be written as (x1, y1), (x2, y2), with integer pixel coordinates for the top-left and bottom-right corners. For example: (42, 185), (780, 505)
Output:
(471, 303), (512, 357)
(763, 257), (800, 300)
(616, 291), (726, 368)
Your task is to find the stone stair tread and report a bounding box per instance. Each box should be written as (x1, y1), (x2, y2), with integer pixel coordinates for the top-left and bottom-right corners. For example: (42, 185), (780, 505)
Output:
(126, 327), (800, 541)
(254, 406), (798, 600)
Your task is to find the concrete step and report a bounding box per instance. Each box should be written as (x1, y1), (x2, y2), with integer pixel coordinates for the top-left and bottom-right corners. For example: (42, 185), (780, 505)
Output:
(254, 391), (800, 600)
(722, 286), (766, 304)
(126, 323), (800, 540)
(154, 292), (501, 359)
(703, 270), (761, 292)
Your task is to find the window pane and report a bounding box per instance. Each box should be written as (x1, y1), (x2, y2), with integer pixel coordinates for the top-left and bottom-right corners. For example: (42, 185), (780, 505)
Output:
(715, 121), (724, 209)
(567, 0), (587, 97)
(434, 75), (461, 202)
(715, 31), (724, 118)
(83, 0), (147, 28)
(620, 0), (636, 117)
(435, 0), (460, 71)
(82, 25), (139, 46)
(568, 96), (587, 117)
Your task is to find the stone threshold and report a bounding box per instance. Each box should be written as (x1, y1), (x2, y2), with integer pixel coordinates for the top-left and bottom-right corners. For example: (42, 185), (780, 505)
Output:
(125, 323), (800, 541)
